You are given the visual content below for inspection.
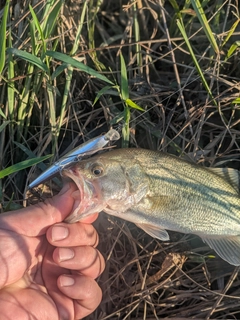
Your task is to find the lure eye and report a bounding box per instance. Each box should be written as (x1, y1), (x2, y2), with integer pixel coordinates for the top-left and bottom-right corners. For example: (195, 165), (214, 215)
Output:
(91, 165), (104, 177)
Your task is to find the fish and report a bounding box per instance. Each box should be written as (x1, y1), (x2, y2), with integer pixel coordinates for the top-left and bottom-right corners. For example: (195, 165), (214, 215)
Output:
(62, 148), (240, 266)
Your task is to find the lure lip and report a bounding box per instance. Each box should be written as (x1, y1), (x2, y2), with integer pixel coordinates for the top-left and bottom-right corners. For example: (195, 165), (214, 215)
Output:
(28, 129), (120, 189)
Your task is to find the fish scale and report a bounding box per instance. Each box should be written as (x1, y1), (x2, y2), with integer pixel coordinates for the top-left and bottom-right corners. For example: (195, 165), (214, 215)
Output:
(63, 148), (240, 266)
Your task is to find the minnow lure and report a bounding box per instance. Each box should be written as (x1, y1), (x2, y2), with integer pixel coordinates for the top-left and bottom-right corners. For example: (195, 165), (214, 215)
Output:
(28, 129), (120, 189)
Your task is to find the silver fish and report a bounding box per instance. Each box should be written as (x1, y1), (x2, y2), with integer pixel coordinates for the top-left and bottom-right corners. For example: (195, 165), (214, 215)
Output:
(28, 129), (120, 189)
(63, 148), (240, 266)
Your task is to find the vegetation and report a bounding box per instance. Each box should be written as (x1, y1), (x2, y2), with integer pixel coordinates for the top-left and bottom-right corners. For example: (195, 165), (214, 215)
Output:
(0, 0), (240, 318)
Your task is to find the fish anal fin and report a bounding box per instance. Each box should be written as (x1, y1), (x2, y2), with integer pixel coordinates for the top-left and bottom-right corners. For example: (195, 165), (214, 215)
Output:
(203, 236), (240, 266)
(136, 223), (170, 241)
(208, 167), (239, 191)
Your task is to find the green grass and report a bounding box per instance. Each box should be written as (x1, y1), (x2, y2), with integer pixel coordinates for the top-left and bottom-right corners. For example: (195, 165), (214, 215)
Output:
(1, 0), (240, 318)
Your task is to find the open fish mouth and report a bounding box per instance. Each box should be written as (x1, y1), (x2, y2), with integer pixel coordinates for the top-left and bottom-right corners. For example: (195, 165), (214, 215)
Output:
(62, 167), (102, 223)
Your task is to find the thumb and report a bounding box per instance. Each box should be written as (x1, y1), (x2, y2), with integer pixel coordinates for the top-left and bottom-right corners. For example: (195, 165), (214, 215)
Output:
(0, 182), (77, 236)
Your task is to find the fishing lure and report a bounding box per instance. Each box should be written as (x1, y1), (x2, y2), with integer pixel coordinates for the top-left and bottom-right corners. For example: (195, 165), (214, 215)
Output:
(28, 129), (120, 189)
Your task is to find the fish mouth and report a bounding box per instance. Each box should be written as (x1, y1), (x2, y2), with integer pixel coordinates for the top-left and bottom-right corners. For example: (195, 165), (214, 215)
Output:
(62, 167), (103, 223)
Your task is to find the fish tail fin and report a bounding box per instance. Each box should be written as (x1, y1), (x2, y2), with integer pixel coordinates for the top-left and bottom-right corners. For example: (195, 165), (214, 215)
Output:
(203, 236), (240, 266)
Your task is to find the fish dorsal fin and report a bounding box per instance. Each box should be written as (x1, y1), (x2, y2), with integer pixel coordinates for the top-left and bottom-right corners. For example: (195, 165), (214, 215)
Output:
(203, 236), (240, 266)
(136, 223), (170, 241)
(208, 167), (239, 190)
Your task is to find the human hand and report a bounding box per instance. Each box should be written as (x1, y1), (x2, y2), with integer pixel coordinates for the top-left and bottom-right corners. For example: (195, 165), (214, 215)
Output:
(0, 183), (105, 319)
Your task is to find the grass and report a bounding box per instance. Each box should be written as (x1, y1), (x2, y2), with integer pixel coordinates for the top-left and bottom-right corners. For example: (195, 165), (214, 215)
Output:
(1, 0), (240, 318)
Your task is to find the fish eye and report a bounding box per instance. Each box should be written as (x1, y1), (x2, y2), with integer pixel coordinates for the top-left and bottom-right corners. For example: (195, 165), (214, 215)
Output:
(91, 164), (104, 177)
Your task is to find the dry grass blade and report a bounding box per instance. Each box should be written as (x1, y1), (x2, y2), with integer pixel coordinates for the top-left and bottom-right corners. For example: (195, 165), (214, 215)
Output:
(205, 266), (240, 319)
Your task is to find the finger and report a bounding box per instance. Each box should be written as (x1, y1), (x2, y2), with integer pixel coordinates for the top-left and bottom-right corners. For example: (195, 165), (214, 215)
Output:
(0, 183), (77, 236)
(58, 274), (102, 319)
(47, 221), (99, 247)
(80, 213), (99, 224)
(53, 246), (105, 279)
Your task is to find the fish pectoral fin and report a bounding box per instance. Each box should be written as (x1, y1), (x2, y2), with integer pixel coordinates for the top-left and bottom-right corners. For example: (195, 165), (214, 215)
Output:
(136, 223), (170, 241)
(203, 236), (240, 266)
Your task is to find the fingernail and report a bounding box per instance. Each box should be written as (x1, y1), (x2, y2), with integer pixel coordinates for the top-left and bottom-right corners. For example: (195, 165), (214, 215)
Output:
(52, 226), (69, 241)
(60, 275), (75, 287)
(59, 248), (74, 261)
